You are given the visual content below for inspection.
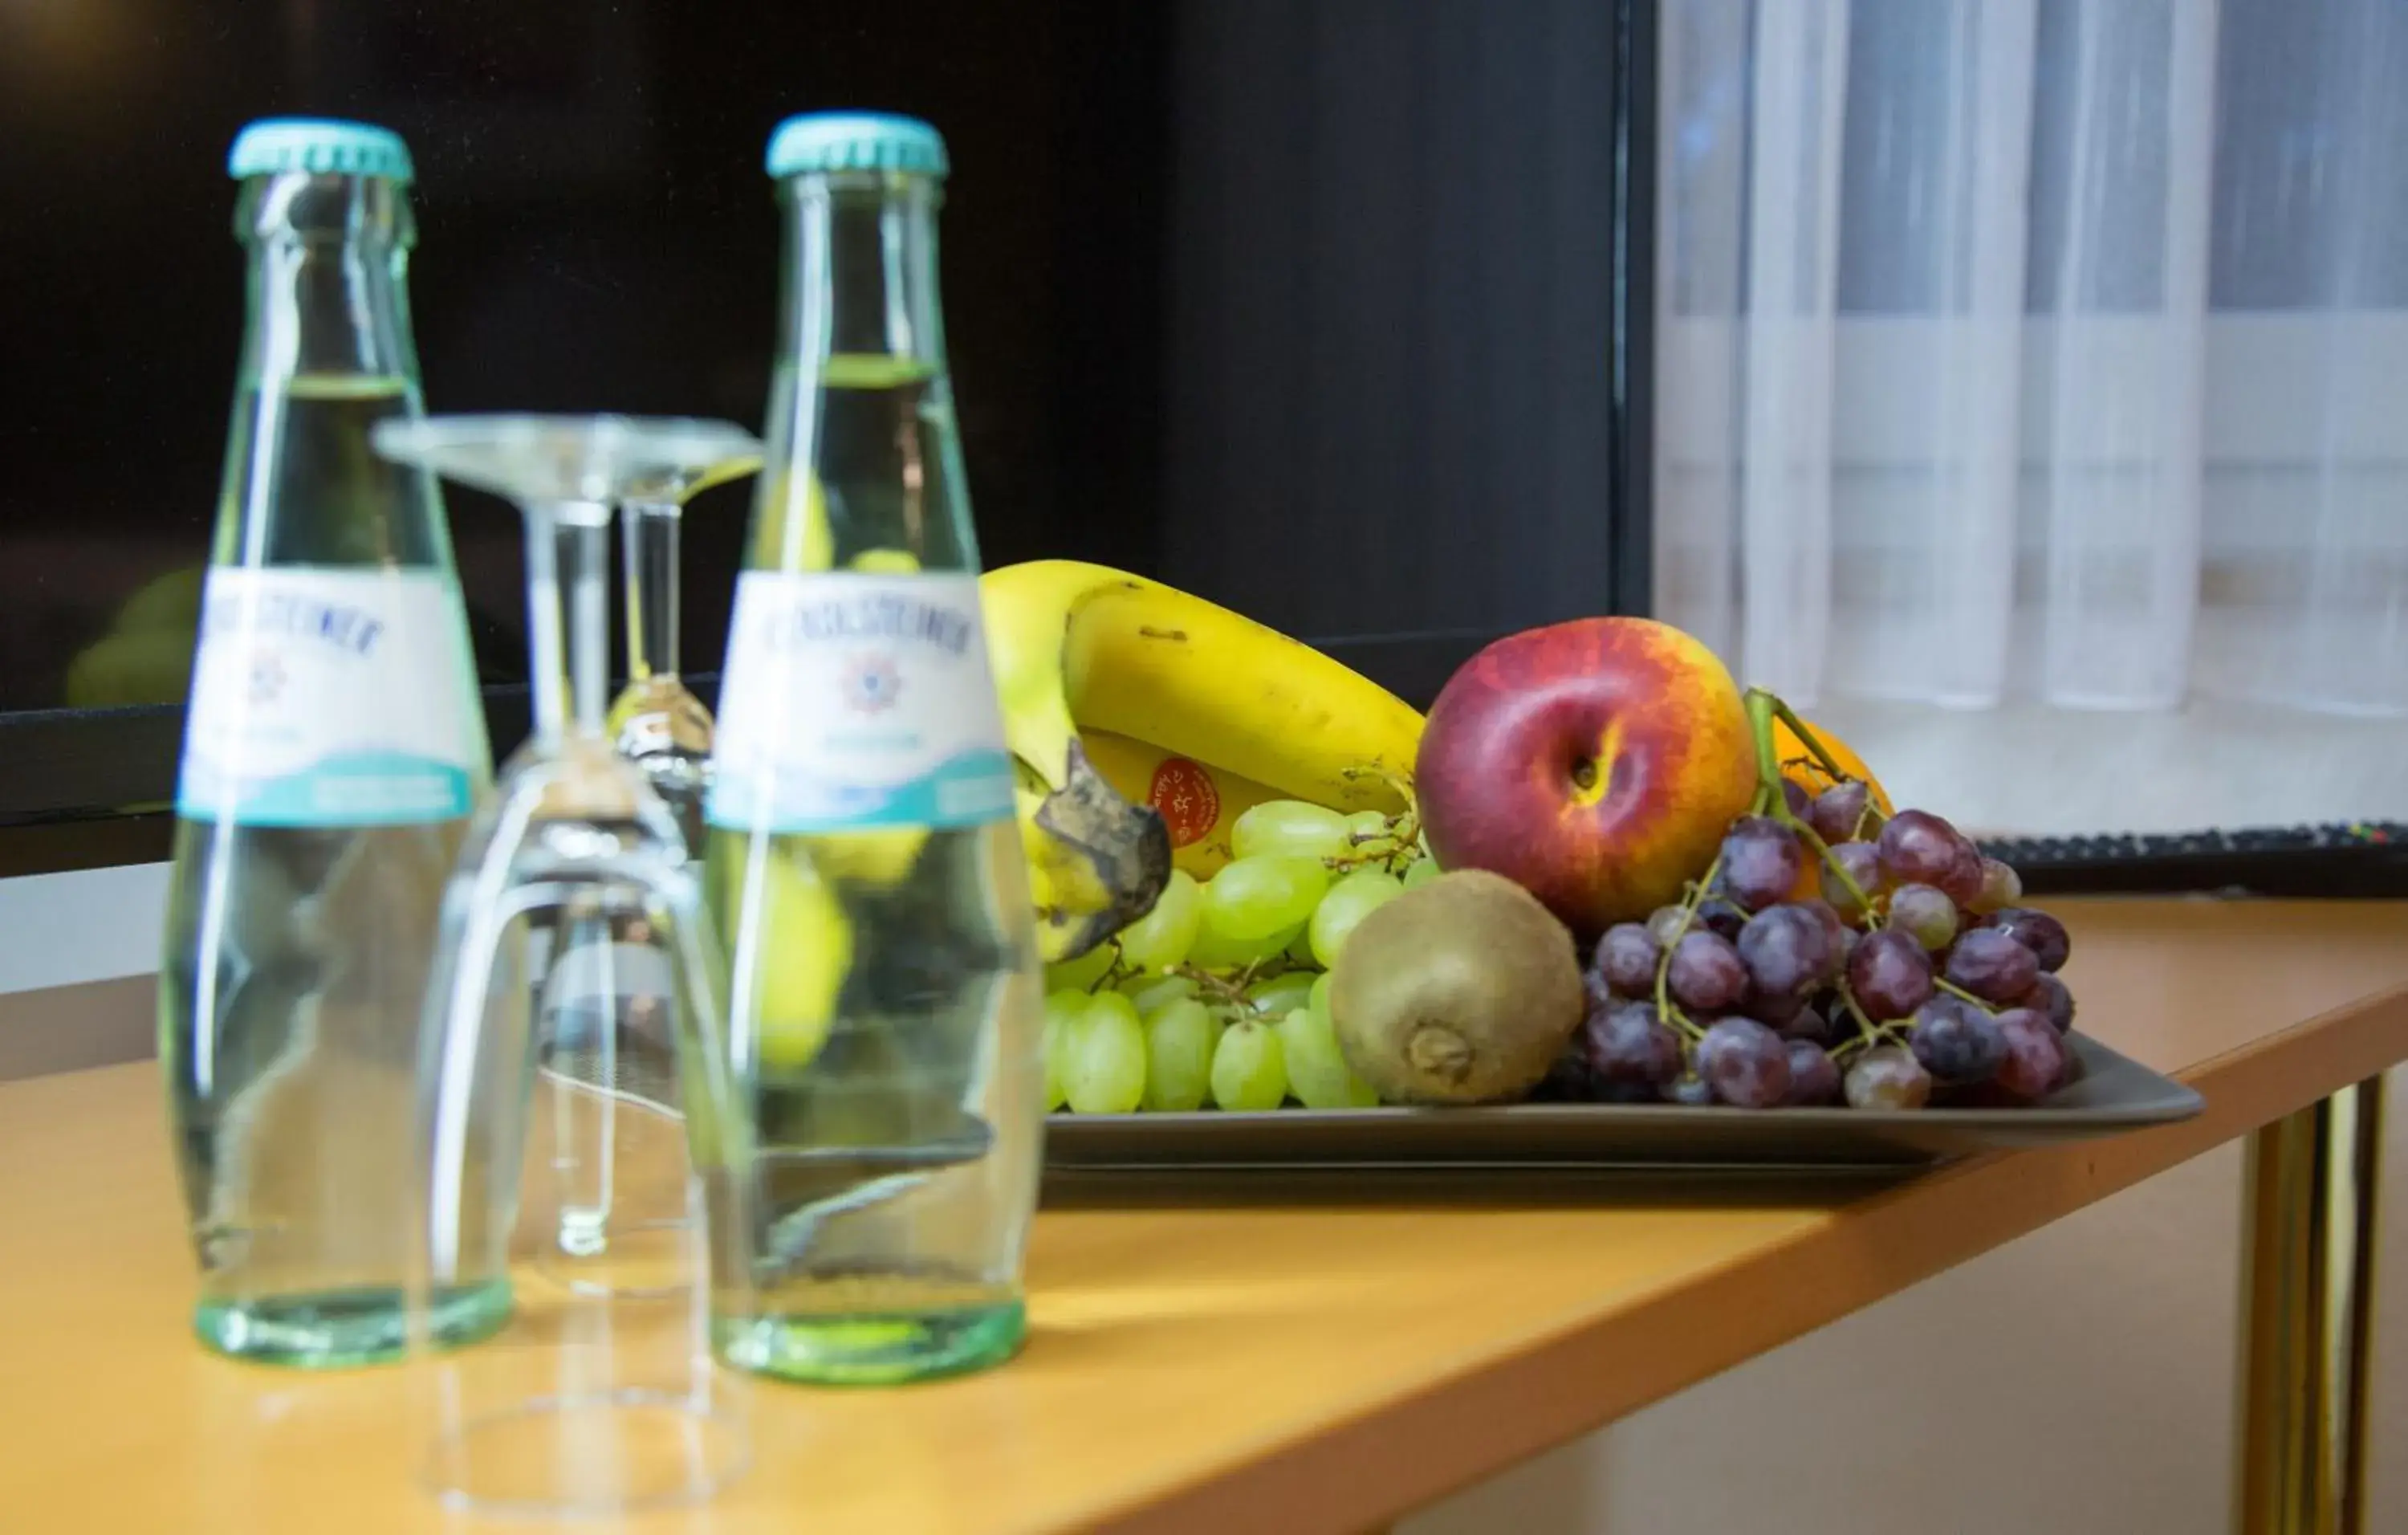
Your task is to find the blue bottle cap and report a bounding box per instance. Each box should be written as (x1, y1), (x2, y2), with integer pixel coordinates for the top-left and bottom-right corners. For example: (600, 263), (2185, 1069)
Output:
(765, 112), (949, 179)
(228, 118), (415, 183)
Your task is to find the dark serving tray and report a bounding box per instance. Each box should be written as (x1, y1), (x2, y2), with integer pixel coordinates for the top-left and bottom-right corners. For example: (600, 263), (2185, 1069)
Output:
(1041, 1033), (2203, 1178)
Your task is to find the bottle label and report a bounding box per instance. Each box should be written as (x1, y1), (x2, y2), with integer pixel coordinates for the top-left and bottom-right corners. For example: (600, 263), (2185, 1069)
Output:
(176, 567), (482, 826)
(707, 571), (1016, 833)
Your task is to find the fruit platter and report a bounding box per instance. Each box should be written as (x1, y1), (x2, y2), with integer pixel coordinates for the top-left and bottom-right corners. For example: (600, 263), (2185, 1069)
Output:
(990, 561), (2203, 1172)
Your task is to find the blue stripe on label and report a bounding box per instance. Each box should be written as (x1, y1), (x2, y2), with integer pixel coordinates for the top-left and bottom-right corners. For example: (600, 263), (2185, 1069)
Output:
(706, 747), (1016, 833)
(176, 751), (476, 827)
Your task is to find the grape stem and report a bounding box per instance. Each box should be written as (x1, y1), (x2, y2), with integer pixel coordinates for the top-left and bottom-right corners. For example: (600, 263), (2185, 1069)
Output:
(1831, 981), (1902, 1058)
(1170, 955), (1306, 1019)
(1934, 977), (1997, 1014)
(1086, 939), (1133, 994)
(1326, 808), (1422, 876)
(1791, 816), (1879, 932)
(1763, 694), (1852, 792)
(1169, 963), (1248, 1007)
(1755, 692), (1881, 834)
(1743, 688), (1881, 928)
(1743, 689), (1787, 796)
(1649, 849), (1724, 1036)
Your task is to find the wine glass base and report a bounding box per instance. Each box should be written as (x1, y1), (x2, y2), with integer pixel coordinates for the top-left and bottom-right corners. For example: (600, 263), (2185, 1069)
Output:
(371, 414), (763, 507)
(424, 1391), (750, 1517)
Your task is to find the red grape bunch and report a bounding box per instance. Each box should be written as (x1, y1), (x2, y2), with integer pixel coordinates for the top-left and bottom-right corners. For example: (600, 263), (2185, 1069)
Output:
(1555, 693), (2080, 1112)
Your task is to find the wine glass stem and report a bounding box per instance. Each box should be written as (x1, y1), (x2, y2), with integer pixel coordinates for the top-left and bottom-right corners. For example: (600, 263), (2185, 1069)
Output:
(623, 500), (682, 682)
(522, 499), (614, 747)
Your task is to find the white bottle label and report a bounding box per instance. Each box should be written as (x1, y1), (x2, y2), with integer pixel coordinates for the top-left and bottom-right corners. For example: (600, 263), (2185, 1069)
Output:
(707, 571), (1016, 833)
(176, 566), (483, 827)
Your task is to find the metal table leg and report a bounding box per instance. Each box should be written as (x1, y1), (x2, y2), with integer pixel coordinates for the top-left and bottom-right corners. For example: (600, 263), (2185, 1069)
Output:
(2235, 1075), (2387, 1535)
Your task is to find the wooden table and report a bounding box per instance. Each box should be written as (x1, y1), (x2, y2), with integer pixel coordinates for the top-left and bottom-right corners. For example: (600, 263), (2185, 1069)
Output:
(3, 898), (2404, 1534)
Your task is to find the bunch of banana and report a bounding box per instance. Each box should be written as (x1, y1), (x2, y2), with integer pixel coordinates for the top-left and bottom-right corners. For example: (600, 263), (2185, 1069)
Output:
(981, 560), (1425, 962)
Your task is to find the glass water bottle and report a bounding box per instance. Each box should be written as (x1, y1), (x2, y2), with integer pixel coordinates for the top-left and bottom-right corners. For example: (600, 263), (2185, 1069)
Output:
(705, 112), (1044, 1383)
(159, 119), (504, 1366)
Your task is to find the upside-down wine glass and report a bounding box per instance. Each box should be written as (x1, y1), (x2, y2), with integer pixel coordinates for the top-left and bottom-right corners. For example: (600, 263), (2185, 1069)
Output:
(372, 413), (762, 1517)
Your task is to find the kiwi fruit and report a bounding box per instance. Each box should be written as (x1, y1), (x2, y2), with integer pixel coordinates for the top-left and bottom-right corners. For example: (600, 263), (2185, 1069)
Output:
(1328, 869), (1585, 1105)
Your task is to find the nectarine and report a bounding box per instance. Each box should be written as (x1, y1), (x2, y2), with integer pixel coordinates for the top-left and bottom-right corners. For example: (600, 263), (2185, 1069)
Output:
(1416, 618), (1756, 937)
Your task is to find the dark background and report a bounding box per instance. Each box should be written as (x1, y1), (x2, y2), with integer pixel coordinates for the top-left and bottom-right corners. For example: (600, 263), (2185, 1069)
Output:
(0, 0), (1653, 872)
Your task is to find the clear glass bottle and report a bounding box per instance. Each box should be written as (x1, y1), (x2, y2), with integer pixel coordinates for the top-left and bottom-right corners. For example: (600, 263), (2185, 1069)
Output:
(159, 119), (502, 1366)
(705, 112), (1043, 1383)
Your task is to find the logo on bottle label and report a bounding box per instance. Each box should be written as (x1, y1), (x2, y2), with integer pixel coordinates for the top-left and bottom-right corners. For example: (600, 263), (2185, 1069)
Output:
(707, 571), (1016, 833)
(176, 567), (483, 826)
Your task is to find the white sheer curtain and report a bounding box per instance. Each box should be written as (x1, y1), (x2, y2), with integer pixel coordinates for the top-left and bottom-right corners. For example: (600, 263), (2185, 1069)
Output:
(1657, 0), (2408, 726)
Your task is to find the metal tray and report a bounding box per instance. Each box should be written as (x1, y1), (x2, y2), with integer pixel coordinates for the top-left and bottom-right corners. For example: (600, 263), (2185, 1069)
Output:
(1041, 1033), (2202, 1180)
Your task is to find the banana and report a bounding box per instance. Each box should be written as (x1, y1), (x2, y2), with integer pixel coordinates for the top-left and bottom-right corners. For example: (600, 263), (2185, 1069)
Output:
(981, 560), (1425, 960)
